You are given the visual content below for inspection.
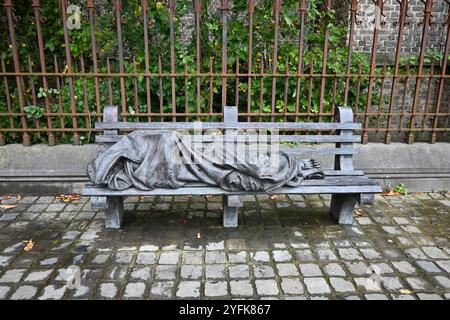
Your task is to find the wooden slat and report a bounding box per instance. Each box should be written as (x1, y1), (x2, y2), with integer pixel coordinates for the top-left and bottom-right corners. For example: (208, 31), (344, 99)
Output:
(281, 147), (359, 155)
(96, 134), (361, 144)
(83, 183), (382, 197)
(96, 122), (362, 131)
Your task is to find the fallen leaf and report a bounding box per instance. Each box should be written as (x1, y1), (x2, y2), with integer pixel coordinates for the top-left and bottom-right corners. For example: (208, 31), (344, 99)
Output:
(0, 204), (16, 209)
(382, 190), (402, 196)
(399, 288), (414, 295)
(270, 194), (280, 200)
(354, 208), (364, 216)
(196, 233), (201, 239)
(57, 194), (81, 203)
(23, 239), (34, 252)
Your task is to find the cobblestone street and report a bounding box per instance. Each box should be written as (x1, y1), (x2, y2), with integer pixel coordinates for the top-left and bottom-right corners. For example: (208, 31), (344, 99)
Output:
(0, 193), (449, 300)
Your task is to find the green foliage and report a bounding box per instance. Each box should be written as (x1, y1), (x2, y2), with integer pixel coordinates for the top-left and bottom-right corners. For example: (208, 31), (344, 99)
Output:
(393, 183), (407, 195)
(0, 0), (419, 144)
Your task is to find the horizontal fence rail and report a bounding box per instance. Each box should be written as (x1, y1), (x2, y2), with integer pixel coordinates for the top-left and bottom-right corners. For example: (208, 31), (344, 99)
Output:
(0, 0), (449, 146)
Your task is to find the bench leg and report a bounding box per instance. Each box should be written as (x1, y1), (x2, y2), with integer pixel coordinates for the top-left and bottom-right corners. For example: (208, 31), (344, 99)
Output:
(105, 196), (124, 229)
(222, 195), (242, 228)
(329, 194), (356, 225)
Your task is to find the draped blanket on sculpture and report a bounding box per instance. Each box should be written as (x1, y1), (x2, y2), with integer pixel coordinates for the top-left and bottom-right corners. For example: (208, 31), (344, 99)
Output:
(87, 130), (324, 192)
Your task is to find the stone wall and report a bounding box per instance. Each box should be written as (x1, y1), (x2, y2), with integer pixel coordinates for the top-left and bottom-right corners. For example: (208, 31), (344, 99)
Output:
(353, 0), (448, 56)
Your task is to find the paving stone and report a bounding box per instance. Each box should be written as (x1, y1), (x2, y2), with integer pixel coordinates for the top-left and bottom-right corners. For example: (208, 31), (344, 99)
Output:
(229, 264), (250, 278)
(40, 257), (58, 266)
(405, 248), (428, 260)
(182, 251), (203, 264)
(338, 248), (363, 261)
(316, 249), (338, 261)
(380, 276), (404, 291)
(255, 279), (279, 296)
(323, 263), (346, 276)
(272, 250), (292, 262)
(114, 251), (134, 264)
(181, 265), (203, 279)
(406, 277), (434, 291)
(0, 256), (12, 267)
(38, 285), (67, 300)
(140, 244), (159, 252)
(230, 280), (254, 296)
(10, 285), (37, 300)
(392, 261), (417, 274)
(0, 269), (25, 283)
(298, 263), (322, 277)
(417, 293), (443, 300)
(252, 251), (270, 262)
(136, 252), (157, 265)
(281, 278), (304, 295)
(422, 247), (448, 259)
(159, 251), (180, 264)
(330, 277), (356, 293)
(0, 286), (11, 299)
(100, 283), (117, 298)
(365, 294), (388, 300)
(205, 264), (226, 279)
(253, 265), (276, 278)
(360, 248), (382, 260)
(276, 263), (299, 276)
(415, 260), (441, 273)
(304, 277), (331, 294)
(345, 262), (369, 275)
(206, 241), (225, 251)
(130, 267), (152, 281)
(205, 252), (226, 264)
(434, 276), (450, 289)
(91, 253), (110, 264)
(433, 260), (450, 273)
(391, 294), (416, 300)
(124, 282), (146, 298)
(150, 281), (174, 298)
(24, 270), (53, 282)
(205, 281), (228, 297)
(369, 263), (394, 275)
(154, 265), (177, 280)
(294, 249), (315, 261)
(393, 217), (410, 225)
(225, 249), (247, 262)
(177, 281), (200, 298)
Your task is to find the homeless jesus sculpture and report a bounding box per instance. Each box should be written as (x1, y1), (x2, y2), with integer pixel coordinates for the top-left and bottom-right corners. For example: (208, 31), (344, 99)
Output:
(87, 130), (324, 192)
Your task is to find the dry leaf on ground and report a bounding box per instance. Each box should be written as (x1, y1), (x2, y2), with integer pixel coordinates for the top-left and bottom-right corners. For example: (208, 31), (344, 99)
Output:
(399, 288), (414, 295)
(0, 204), (16, 209)
(354, 208), (364, 216)
(57, 194), (81, 203)
(382, 190), (402, 196)
(23, 239), (34, 252)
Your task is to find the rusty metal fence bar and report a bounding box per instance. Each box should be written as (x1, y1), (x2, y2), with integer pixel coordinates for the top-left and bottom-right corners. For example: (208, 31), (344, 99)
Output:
(0, 0), (449, 146)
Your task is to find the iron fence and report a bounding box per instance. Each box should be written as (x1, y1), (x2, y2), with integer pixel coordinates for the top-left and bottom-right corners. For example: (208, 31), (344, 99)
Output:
(0, 0), (449, 146)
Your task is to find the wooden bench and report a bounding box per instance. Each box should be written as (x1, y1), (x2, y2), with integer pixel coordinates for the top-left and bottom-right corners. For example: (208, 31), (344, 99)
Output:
(82, 106), (382, 229)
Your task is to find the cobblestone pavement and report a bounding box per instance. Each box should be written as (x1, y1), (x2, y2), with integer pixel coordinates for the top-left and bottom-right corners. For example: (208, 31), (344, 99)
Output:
(0, 192), (449, 300)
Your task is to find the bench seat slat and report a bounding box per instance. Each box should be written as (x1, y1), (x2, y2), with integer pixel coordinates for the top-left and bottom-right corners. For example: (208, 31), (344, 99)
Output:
(96, 134), (361, 144)
(83, 176), (382, 197)
(83, 184), (382, 197)
(96, 122), (361, 131)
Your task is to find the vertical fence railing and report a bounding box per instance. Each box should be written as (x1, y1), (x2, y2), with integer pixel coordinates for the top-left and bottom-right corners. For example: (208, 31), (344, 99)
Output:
(0, 0), (449, 146)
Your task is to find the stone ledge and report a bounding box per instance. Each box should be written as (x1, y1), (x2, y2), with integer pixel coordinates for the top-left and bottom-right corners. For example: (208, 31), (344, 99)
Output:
(0, 143), (449, 195)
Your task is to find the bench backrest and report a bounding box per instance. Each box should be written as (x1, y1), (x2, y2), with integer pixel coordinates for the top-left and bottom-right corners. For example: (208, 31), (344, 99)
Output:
(95, 106), (360, 172)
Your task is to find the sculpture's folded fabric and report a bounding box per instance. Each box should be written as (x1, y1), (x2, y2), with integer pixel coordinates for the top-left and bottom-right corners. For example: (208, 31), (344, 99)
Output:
(87, 130), (324, 191)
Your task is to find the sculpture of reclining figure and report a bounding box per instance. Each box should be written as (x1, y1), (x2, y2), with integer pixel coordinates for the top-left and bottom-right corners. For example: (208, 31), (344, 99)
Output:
(87, 130), (324, 192)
